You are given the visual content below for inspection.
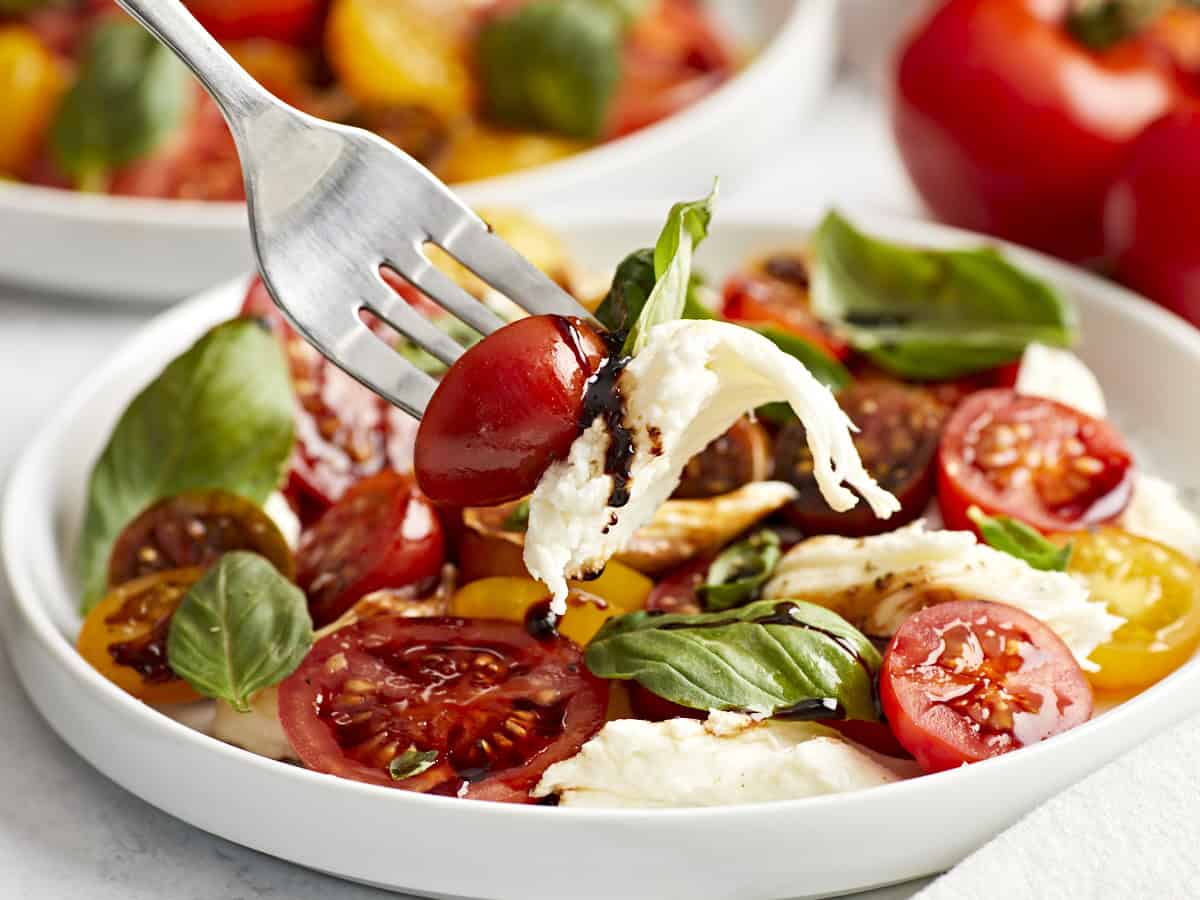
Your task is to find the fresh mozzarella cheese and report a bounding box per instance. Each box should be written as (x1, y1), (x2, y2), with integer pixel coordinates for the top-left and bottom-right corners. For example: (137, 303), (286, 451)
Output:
(525, 320), (900, 612)
(763, 521), (1123, 670)
(263, 491), (301, 549)
(1015, 343), (1107, 419)
(531, 711), (903, 808)
(211, 687), (294, 761)
(1119, 473), (1200, 560)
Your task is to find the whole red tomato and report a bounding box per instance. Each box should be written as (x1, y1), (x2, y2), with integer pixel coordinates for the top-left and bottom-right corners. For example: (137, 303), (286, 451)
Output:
(1105, 108), (1200, 325)
(893, 0), (1182, 262)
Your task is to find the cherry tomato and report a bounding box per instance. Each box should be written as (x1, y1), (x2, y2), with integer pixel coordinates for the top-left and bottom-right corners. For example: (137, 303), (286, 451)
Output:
(185, 0), (324, 44)
(774, 382), (946, 537)
(415, 315), (609, 508)
(77, 569), (205, 705)
(107, 490), (294, 588)
(296, 470), (445, 626)
(435, 124), (585, 184)
(893, 0), (1183, 261)
(1054, 528), (1200, 693)
(880, 599), (1092, 773)
(644, 555), (712, 617)
(938, 389), (1133, 534)
(825, 720), (913, 760)
(277, 616), (607, 801)
(1105, 108), (1200, 327)
(672, 416), (772, 500)
(0, 26), (63, 178)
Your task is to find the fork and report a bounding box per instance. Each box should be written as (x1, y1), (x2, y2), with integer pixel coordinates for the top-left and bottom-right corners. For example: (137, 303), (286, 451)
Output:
(115, 0), (594, 419)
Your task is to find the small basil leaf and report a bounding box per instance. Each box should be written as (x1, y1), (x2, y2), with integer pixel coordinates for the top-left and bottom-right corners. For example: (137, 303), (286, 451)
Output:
(77, 319), (294, 611)
(701, 530), (782, 612)
(477, 0), (629, 140)
(388, 747), (440, 781)
(595, 246), (711, 335)
(502, 499), (531, 532)
(50, 20), (191, 191)
(811, 211), (1077, 380)
(624, 183), (718, 356)
(968, 507), (1073, 572)
(395, 315), (483, 378)
(167, 552), (313, 712)
(585, 598), (881, 721)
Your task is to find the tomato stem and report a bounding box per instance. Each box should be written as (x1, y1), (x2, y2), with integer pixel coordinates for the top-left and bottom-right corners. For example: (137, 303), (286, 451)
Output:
(1066, 0), (1173, 50)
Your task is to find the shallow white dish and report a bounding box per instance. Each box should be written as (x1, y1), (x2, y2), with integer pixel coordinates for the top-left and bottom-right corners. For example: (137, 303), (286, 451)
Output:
(5, 215), (1200, 900)
(0, 0), (835, 304)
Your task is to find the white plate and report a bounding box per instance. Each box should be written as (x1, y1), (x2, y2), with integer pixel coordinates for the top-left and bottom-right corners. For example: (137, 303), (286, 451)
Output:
(0, 0), (835, 305)
(6, 216), (1200, 900)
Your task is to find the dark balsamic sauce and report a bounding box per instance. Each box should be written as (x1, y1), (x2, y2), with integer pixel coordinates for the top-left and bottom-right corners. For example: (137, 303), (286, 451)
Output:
(524, 599), (560, 641)
(773, 699), (846, 722)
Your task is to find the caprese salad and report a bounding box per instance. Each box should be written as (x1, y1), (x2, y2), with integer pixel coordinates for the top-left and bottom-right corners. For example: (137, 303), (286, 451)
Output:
(74, 198), (1200, 807)
(0, 0), (733, 198)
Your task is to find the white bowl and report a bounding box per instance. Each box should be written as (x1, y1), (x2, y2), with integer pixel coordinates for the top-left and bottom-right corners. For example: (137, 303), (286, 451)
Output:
(0, 0), (835, 305)
(6, 216), (1199, 900)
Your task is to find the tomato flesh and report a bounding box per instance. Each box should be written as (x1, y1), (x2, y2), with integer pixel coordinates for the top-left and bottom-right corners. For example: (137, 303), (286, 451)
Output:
(881, 599), (1092, 773)
(185, 0), (325, 44)
(673, 416), (772, 500)
(278, 616), (607, 801)
(938, 389), (1133, 534)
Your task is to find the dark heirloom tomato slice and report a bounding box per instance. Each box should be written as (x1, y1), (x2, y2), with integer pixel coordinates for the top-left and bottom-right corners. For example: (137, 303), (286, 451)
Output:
(77, 569), (205, 705)
(415, 315), (609, 508)
(938, 389), (1133, 534)
(297, 470), (444, 627)
(107, 490), (294, 588)
(645, 555), (712, 617)
(672, 416), (772, 500)
(278, 617), (607, 802)
(880, 600), (1092, 773)
(774, 382), (947, 537)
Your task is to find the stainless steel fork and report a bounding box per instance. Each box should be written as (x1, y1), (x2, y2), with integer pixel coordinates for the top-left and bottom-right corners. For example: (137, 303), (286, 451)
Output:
(115, 0), (594, 418)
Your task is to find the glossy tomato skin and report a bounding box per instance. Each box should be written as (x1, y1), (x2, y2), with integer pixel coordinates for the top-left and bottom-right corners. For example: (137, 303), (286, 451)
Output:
(278, 616), (607, 802)
(185, 0), (325, 44)
(938, 389), (1133, 534)
(881, 600), (1092, 773)
(415, 316), (609, 508)
(296, 470), (445, 626)
(1106, 108), (1200, 327)
(894, 0), (1181, 261)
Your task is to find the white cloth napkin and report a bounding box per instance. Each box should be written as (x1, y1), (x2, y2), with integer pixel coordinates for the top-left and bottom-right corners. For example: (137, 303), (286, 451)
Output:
(913, 714), (1200, 899)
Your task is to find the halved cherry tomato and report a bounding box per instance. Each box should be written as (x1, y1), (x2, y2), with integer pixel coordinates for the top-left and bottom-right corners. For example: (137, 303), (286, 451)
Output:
(0, 26), (64, 178)
(644, 554), (712, 617)
(673, 416), (772, 500)
(77, 568), (205, 705)
(825, 720), (913, 760)
(107, 490), (294, 588)
(415, 315), (609, 508)
(185, 0), (324, 44)
(436, 124), (585, 184)
(296, 470), (445, 626)
(880, 599), (1092, 773)
(277, 616), (607, 801)
(774, 382), (946, 537)
(1053, 528), (1200, 693)
(938, 389), (1133, 534)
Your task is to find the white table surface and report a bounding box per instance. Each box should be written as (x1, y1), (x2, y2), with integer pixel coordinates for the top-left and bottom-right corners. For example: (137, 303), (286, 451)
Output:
(0, 80), (933, 900)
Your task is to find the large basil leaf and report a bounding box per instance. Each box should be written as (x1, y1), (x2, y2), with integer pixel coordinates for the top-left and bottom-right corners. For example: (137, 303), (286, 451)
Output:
(167, 552), (313, 712)
(586, 599), (881, 721)
(477, 0), (639, 139)
(969, 508), (1073, 572)
(811, 211), (1076, 380)
(78, 319), (294, 611)
(50, 20), (191, 191)
(594, 247), (711, 336)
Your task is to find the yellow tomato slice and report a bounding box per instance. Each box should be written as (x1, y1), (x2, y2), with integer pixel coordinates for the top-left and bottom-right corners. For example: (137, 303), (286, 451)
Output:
(1057, 527), (1200, 693)
(435, 124), (586, 183)
(0, 26), (63, 177)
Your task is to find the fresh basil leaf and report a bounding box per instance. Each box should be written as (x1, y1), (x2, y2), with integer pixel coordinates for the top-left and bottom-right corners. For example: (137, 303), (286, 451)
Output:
(167, 552), (313, 712)
(50, 20), (191, 191)
(477, 0), (631, 139)
(595, 246), (711, 335)
(78, 319), (294, 611)
(586, 598), (881, 720)
(624, 183), (718, 356)
(968, 507), (1073, 572)
(502, 499), (531, 532)
(395, 315), (483, 378)
(701, 530), (782, 612)
(811, 211), (1077, 380)
(388, 747), (440, 781)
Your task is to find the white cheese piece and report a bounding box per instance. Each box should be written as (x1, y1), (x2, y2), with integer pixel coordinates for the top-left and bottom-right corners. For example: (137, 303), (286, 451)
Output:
(531, 712), (901, 808)
(1119, 473), (1200, 560)
(525, 320), (900, 612)
(263, 491), (301, 550)
(1015, 343), (1107, 419)
(764, 521), (1123, 671)
(211, 687), (295, 761)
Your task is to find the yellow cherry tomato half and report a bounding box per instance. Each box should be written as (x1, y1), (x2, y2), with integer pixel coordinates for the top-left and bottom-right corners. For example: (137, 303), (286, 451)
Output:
(0, 26), (64, 177)
(436, 124), (586, 184)
(1055, 527), (1200, 693)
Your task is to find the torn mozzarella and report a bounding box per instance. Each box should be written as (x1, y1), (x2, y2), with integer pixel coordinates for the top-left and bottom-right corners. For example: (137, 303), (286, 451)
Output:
(525, 320), (900, 612)
(263, 491), (301, 549)
(763, 521), (1123, 671)
(1119, 473), (1200, 559)
(211, 687), (295, 761)
(1015, 343), (1107, 419)
(531, 712), (903, 808)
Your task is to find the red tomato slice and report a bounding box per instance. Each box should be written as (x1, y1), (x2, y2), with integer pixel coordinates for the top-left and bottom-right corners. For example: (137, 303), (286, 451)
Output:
(278, 616), (607, 802)
(415, 315), (609, 508)
(880, 600), (1092, 773)
(184, 0), (324, 44)
(296, 470), (444, 626)
(645, 555), (712, 617)
(938, 389), (1133, 533)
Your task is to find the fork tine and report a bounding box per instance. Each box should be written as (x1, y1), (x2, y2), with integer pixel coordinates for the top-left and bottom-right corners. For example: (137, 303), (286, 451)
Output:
(387, 245), (507, 337)
(328, 325), (438, 419)
(361, 272), (471, 367)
